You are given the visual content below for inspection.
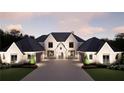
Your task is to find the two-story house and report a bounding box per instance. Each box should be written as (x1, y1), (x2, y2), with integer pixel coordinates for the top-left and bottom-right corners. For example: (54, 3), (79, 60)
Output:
(36, 32), (85, 61)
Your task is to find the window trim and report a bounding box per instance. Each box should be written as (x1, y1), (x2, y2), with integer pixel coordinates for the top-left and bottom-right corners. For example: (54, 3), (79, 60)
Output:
(89, 54), (93, 60)
(69, 42), (74, 48)
(11, 54), (17, 62)
(48, 42), (53, 48)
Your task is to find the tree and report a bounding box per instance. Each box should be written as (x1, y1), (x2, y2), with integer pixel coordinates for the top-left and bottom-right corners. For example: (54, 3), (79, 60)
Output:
(10, 29), (20, 36)
(115, 33), (124, 39)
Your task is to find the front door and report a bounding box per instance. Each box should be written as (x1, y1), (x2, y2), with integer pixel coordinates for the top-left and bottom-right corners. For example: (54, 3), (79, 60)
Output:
(58, 52), (64, 59)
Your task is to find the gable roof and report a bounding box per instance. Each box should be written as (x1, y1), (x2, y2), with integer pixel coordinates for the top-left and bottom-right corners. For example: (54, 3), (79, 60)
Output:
(73, 34), (85, 42)
(51, 32), (71, 42)
(15, 37), (44, 52)
(78, 37), (105, 52)
(36, 32), (85, 42)
(36, 35), (49, 42)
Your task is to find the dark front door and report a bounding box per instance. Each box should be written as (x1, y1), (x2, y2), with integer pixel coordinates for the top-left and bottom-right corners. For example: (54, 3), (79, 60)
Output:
(36, 52), (42, 63)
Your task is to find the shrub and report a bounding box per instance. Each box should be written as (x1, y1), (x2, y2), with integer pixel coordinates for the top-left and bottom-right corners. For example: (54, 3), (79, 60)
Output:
(29, 55), (36, 65)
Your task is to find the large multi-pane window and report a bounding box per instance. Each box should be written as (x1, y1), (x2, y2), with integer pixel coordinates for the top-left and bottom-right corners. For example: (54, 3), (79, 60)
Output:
(48, 42), (53, 48)
(11, 54), (17, 62)
(103, 55), (109, 64)
(69, 42), (74, 48)
(47, 50), (54, 57)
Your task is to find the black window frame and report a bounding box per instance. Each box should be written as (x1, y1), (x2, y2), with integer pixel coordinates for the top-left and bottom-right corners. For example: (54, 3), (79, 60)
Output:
(28, 54), (32, 59)
(69, 42), (74, 48)
(89, 54), (93, 59)
(11, 54), (17, 62)
(48, 42), (53, 48)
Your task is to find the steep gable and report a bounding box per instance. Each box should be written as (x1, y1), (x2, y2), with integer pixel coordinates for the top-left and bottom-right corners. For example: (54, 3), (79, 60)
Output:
(36, 35), (49, 42)
(97, 42), (115, 55)
(51, 32), (71, 42)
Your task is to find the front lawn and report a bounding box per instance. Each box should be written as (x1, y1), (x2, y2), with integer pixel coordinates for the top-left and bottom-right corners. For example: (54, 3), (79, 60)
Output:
(85, 68), (124, 81)
(0, 68), (35, 81)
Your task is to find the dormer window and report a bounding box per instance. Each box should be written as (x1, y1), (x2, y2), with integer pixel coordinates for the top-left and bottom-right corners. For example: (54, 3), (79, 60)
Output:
(69, 42), (74, 48)
(48, 42), (53, 48)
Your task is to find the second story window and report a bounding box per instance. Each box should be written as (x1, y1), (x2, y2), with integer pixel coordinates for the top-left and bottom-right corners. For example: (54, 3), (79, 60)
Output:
(69, 42), (74, 48)
(48, 42), (53, 48)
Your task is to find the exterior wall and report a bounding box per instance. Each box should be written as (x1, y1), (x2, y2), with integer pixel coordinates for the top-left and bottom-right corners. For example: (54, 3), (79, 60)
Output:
(23, 52), (37, 62)
(2, 43), (23, 63)
(96, 43), (121, 64)
(84, 52), (97, 63)
(0, 43), (43, 64)
(42, 33), (81, 61)
(44, 34), (59, 58)
(79, 43), (122, 64)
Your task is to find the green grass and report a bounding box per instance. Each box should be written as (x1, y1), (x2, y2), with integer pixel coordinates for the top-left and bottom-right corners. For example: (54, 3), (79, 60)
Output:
(0, 68), (35, 81)
(85, 68), (124, 81)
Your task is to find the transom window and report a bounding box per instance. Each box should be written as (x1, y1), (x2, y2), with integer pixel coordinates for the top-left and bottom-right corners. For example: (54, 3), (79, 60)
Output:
(11, 54), (17, 62)
(48, 42), (53, 48)
(69, 42), (74, 48)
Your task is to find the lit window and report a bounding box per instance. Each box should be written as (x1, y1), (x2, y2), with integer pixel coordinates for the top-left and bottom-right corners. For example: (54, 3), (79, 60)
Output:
(48, 42), (53, 48)
(47, 50), (54, 57)
(69, 42), (74, 48)
(89, 54), (93, 59)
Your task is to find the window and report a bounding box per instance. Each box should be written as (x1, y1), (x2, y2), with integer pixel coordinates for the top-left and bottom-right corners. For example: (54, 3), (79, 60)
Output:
(48, 42), (53, 48)
(3, 54), (5, 59)
(103, 55), (109, 64)
(11, 55), (17, 62)
(60, 47), (62, 50)
(69, 50), (75, 57)
(69, 42), (74, 48)
(28, 54), (31, 59)
(89, 54), (93, 59)
(47, 50), (54, 57)
(116, 54), (119, 60)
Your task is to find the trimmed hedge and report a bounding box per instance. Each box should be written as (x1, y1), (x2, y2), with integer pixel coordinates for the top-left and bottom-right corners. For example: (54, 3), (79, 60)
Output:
(82, 63), (107, 69)
(0, 63), (38, 69)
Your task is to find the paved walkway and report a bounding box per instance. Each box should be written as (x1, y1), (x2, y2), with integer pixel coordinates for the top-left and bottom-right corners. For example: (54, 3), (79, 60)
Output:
(22, 60), (93, 81)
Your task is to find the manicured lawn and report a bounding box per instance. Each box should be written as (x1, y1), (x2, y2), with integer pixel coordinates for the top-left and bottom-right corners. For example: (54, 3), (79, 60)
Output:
(0, 68), (35, 81)
(85, 68), (124, 81)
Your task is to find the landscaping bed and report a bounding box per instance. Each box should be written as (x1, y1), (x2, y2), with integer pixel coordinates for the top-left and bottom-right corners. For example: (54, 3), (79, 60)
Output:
(0, 63), (37, 81)
(82, 63), (107, 69)
(85, 68), (124, 81)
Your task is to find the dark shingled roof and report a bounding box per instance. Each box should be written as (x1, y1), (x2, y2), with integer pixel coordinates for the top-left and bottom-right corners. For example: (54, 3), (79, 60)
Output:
(36, 32), (85, 42)
(15, 37), (44, 52)
(73, 34), (85, 42)
(36, 35), (48, 42)
(51, 32), (71, 42)
(78, 37), (105, 52)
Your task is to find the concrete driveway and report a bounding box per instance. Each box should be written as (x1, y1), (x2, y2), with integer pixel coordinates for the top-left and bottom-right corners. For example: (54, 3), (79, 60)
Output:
(22, 60), (93, 81)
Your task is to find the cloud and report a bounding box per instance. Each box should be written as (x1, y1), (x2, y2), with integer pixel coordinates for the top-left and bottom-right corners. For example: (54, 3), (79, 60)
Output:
(113, 26), (124, 33)
(0, 12), (51, 20)
(0, 12), (108, 37)
(54, 13), (107, 36)
(5, 24), (22, 32)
